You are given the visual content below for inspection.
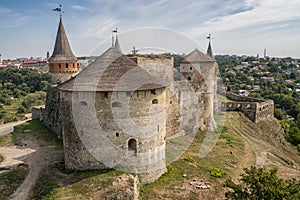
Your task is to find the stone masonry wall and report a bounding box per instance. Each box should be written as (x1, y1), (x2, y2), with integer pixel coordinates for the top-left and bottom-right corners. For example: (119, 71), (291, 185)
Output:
(129, 55), (174, 83)
(221, 92), (274, 123)
(60, 88), (167, 183)
(42, 87), (62, 136)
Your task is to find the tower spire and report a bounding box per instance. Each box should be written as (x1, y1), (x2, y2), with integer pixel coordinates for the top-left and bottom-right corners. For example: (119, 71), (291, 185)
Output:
(206, 34), (214, 59)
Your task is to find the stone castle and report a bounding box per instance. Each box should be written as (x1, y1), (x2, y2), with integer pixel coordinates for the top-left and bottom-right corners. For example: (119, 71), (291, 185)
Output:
(33, 18), (219, 183)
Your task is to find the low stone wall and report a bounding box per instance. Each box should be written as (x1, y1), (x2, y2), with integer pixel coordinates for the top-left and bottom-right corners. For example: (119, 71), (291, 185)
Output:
(225, 92), (265, 102)
(42, 87), (62, 136)
(221, 93), (274, 123)
(32, 106), (45, 121)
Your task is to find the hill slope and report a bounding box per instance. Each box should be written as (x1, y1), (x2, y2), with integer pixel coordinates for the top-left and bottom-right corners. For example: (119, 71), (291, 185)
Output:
(1, 113), (299, 199)
(140, 112), (300, 199)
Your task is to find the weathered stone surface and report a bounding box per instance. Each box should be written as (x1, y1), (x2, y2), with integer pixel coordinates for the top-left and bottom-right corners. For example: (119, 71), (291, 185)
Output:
(42, 87), (62, 136)
(221, 92), (274, 123)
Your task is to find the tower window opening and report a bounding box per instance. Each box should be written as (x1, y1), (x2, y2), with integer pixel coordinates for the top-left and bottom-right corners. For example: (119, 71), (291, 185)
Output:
(101, 92), (108, 98)
(112, 102), (122, 108)
(190, 67), (193, 70)
(59, 63), (61, 68)
(128, 138), (137, 152)
(152, 99), (158, 104)
(116, 132), (119, 137)
(80, 101), (88, 106)
(151, 89), (156, 95)
(66, 63), (68, 68)
(187, 76), (191, 80)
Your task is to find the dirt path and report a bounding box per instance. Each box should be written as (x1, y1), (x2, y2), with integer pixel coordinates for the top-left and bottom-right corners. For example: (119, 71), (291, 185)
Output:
(0, 136), (62, 200)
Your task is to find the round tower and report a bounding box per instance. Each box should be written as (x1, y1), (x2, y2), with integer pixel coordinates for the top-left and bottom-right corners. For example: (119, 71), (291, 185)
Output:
(58, 37), (168, 183)
(48, 18), (78, 84)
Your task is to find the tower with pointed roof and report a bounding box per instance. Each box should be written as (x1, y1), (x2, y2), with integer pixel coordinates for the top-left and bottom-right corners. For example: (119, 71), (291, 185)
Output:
(48, 18), (78, 83)
(179, 39), (218, 129)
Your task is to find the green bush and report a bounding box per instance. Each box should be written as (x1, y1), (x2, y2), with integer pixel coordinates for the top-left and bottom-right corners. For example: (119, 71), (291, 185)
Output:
(207, 167), (226, 178)
(183, 157), (195, 162)
(225, 166), (300, 199)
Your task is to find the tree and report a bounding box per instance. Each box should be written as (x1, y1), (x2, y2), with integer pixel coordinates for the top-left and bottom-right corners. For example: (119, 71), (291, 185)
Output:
(225, 166), (300, 199)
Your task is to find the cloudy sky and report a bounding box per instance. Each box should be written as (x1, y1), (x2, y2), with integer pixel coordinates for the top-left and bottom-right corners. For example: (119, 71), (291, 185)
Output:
(1, 0), (300, 59)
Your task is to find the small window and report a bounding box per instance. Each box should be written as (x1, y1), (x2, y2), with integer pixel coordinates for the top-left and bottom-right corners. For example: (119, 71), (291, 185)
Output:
(112, 102), (122, 108)
(73, 63), (75, 68)
(187, 76), (191, 80)
(101, 92), (108, 98)
(170, 101), (172, 104)
(80, 101), (88, 106)
(237, 104), (241, 108)
(66, 63), (68, 68)
(190, 67), (193, 70)
(128, 138), (137, 152)
(247, 104), (251, 109)
(116, 132), (119, 137)
(151, 89), (156, 95)
(59, 63), (61, 68)
(152, 99), (158, 104)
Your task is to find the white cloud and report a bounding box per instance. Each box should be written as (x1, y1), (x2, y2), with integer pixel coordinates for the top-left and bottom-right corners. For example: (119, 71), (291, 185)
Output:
(70, 5), (88, 11)
(187, 0), (300, 36)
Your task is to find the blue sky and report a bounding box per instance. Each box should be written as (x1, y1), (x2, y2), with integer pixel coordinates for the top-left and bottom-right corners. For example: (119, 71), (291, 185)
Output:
(1, 0), (300, 59)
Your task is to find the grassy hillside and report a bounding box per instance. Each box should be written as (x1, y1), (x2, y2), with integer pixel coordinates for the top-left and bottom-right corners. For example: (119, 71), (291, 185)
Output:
(1, 113), (299, 199)
(140, 112), (300, 199)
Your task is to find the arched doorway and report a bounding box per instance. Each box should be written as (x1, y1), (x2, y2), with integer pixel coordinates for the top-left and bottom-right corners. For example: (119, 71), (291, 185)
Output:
(128, 138), (137, 153)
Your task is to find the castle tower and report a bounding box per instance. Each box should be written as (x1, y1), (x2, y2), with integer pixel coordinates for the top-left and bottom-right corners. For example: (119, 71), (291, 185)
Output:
(48, 18), (78, 84)
(58, 36), (168, 183)
(0, 53), (2, 64)
(179, 39), (218, 129)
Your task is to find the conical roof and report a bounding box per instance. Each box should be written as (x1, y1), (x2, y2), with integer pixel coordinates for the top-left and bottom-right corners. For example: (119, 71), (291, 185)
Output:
(48, 19), (77, 63)
(206, 42), (214, 59)
(184, 48), (214, 62)
(114, 35), (122, 52)
(58, 46), (168, 92)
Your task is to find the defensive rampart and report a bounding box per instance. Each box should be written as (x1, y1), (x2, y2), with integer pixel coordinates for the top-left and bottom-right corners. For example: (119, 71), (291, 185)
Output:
(221, 92), (274, 123)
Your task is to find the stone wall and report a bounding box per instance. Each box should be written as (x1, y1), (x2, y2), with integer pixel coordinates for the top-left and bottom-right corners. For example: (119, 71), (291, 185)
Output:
(60, 88), (167, 183)
(42, 87), (62, 136)
(225, 92), (265, 102)
(129, 55), (174, 83)
(221, 93), (274, 123)
(31, 105), (45, 121)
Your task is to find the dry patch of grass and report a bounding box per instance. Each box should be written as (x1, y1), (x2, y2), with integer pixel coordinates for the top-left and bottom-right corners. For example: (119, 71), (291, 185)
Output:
(0, 164), (29, 199)
(31, 164), (124, 200)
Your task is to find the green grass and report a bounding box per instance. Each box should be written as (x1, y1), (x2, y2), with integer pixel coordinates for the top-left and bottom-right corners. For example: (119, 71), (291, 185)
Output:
(0, 134), (13, 146)
(32, 167), (123, 200)
(0, 164), (29, 199)
(0, 120), (62, 147)
(207, 167), (226, 178)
